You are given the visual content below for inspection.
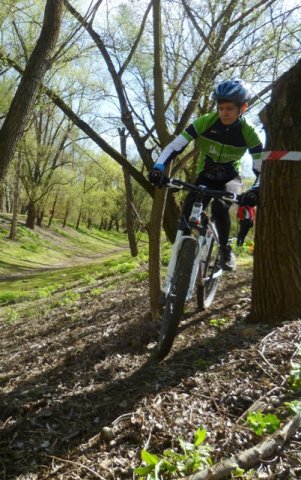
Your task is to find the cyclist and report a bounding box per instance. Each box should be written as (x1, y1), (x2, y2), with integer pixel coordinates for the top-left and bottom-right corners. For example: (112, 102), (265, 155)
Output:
(149, 78), (262, 270)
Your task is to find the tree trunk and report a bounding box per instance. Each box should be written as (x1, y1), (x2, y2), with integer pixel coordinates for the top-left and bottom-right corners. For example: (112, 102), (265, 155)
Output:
(48, 191), (59, 226)
(148, 187), (169, 320)
(250, 60), (301, 323)
(8, 154), (22, 240)
(0, 0), (63, 184)
(163, 191), (181, 243)
(76, 207), (82, 230)
(119, 127), (138, 257)
(25, 200), (36, 230)
(0, 183), (5, 211)
(62, 200), (70, 228)
(36, 208), (44, 227)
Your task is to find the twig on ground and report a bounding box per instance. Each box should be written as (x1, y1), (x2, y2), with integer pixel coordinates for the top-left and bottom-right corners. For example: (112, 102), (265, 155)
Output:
(50, 455), (106, 479)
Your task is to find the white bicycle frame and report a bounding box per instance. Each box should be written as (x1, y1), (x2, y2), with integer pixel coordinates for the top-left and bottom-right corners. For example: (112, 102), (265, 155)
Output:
(163, 219), (222, 301)
(162, 179), (239, 302)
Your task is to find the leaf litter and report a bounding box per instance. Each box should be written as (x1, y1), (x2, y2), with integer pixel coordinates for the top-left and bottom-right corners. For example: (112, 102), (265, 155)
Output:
(0, 265), (301, 479)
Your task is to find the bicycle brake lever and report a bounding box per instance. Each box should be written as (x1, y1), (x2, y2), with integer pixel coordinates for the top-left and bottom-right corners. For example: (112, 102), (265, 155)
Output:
(223, 192), (239, 202)
(167, 178), (183, 189)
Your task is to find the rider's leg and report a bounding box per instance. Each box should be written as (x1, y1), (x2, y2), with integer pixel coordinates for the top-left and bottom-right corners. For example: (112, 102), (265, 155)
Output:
(211, 198), (231, 246)
(212, 176), (242, 270)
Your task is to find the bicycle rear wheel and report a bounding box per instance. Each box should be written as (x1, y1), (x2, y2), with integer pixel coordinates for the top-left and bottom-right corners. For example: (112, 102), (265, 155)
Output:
(197, 234), (222, 310)
(156, 237), (196, 360)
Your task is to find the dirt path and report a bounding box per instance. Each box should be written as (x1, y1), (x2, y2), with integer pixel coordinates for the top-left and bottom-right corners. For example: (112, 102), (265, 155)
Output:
(0, 265), (300, 479)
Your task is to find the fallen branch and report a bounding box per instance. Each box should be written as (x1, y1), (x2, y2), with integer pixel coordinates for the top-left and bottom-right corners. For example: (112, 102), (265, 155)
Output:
(179, 414), (301, 480)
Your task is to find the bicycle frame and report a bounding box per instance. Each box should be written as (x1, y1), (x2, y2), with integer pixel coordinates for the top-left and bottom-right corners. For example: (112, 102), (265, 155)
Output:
(163, 206), (221, 301)
(162, 177), (238, 301)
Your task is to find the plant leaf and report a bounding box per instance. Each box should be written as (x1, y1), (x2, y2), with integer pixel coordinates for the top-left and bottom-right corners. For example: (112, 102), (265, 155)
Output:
(141, 450), (160, 466)
(194, 427), (207, 446)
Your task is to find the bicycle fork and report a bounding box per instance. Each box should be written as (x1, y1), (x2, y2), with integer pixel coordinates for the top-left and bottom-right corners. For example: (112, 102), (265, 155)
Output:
(162, 230), (205, 300)
(163, 221), (221, 301)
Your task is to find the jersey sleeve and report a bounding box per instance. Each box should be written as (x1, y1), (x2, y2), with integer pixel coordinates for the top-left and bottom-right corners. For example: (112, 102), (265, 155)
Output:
(154, 113), (218, 169)
(242, 119), (263, 176)
(154, 133), (190, 169)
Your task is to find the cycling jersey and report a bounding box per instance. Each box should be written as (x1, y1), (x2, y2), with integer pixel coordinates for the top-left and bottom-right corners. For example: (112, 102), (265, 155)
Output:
(155, 111), (263, 180)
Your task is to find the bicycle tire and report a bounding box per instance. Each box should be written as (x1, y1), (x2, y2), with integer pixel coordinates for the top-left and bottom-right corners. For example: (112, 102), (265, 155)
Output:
(197, 234), (222, 310)
(156, 237), (196, 360)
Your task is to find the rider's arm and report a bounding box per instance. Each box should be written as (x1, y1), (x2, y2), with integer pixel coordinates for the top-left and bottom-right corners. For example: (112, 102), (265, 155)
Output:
(249, 144), (263, 188)
(241, 118), (263, 186)
(153, 113), (217, 170)
(154, 134), (190, 170)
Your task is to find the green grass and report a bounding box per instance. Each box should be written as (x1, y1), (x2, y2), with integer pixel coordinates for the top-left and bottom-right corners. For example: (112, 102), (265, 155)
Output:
(0, 216), (149, 320)
(0, 218), (129, 275)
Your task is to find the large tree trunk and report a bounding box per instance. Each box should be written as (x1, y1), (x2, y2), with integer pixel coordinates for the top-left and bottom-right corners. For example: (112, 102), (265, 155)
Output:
(250, 60), (301, 323)
(0, 0), (63, 184)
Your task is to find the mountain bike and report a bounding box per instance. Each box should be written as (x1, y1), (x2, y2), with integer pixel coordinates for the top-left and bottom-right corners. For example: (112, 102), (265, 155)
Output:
(156, 177), (239, 360)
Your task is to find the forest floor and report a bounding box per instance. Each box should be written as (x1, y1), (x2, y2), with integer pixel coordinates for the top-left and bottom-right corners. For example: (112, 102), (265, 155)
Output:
(1, 259), (301, 480)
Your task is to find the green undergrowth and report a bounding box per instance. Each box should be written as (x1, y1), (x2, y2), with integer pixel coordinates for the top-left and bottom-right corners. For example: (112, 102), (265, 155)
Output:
(0, 246), (150, 316)
(0, 215), (254, 323)
(0, 215), (129, 275)
(0, 215), (151, 321)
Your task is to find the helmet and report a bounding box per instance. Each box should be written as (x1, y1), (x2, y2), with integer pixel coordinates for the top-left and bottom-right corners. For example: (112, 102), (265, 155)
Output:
(212, 78), (251, 105)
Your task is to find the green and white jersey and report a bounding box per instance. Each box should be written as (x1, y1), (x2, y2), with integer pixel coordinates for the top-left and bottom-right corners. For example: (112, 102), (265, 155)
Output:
(155, 111), (263, 176)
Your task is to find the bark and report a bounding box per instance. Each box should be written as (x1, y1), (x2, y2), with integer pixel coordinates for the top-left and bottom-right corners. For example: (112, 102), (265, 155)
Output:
(48, 191), (59, 226)
(8, 154), (22, 240)
(76, 207), (82, 230)
(119, 128), (138, 257)
(148, 187), (169, 320)
(25, 200), (36, 230)
(36, 207), (44, 227)
(163, 191), (181, 243)
(62, 200), (70, 228)
(153, 0), (170, 145)
(250, 60), (301, 323)
(0, 0), (63, 184)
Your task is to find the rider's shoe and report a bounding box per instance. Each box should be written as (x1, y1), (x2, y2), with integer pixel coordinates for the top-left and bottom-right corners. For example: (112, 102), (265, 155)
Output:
(220, 245), (236, 271)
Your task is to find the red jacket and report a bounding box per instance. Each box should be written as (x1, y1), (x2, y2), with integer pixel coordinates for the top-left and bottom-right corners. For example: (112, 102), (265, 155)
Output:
(237, 206), (255, 222)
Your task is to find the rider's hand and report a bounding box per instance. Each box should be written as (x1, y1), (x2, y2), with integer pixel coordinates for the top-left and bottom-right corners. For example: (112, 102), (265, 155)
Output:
(148, 166), (166, 187)
(239, 187), (258, 207)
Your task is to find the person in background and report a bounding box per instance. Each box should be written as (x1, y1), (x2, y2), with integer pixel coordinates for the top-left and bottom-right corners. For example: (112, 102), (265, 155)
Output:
(237, 205), (255, 246)
(149, 78), (262, 271)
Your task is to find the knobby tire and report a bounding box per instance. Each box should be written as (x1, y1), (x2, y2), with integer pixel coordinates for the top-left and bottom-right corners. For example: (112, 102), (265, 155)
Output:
(156, 238), (196, 360)
(197, 234), (222, 310)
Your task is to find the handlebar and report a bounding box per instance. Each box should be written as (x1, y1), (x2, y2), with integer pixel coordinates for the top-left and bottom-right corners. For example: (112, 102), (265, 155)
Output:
(166, 177), (240, 203)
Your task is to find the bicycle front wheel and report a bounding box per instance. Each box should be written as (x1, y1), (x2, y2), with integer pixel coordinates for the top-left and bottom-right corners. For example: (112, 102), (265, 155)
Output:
(197, 234), (222, 310)
(156, 237), (196, 360)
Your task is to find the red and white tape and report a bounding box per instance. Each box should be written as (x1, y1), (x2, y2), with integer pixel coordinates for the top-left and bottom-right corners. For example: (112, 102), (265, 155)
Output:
(262, 151), (301, 161)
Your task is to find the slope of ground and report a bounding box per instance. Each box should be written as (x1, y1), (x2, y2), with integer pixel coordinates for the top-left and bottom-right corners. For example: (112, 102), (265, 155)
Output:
(1, 261), (300, 480)
(0, 215), (129, 276)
